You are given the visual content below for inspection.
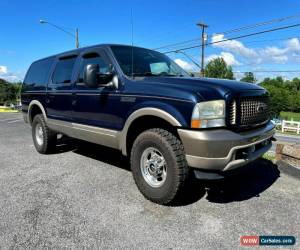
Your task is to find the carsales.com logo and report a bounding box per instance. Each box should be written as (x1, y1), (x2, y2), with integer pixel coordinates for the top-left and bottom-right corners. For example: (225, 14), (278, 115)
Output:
(241, 236), (296, 246)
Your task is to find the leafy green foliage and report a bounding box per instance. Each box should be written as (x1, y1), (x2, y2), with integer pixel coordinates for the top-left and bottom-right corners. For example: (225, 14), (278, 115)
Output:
(260, 77), (300, 117)
(204, 58), (234, 80)
(0, 78), (22, 105)
(240, 72), (256, 83)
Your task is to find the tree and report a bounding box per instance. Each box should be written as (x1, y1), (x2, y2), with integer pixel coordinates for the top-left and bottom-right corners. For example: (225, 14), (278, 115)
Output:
(240, 72), (256, 83)
(260, 77), (300, 117)
(0, 78), (22, 105)
(204, 58), (234, 80)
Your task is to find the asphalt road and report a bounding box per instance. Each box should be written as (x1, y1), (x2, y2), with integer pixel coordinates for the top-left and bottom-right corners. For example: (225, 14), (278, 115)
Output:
(275, 133), (300, 144)
(0, 113), (299, 249)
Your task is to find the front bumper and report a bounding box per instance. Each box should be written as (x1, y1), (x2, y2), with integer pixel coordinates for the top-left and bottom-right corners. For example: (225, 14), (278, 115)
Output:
(178, 122), (275, 171)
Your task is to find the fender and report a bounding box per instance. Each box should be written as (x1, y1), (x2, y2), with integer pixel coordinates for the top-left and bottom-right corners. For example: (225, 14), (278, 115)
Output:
(28, 100), (47, 125)
(119, 107), (183, 155)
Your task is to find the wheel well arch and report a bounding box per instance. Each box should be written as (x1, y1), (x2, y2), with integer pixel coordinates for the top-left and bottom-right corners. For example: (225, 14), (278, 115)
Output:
(28, 101), (47, 125)
(120, 108), (183, 156)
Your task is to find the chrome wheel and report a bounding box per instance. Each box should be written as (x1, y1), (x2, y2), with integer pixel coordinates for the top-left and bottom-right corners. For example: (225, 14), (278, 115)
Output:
(140, 147), (167, 188)
(35, 123), (44, 146)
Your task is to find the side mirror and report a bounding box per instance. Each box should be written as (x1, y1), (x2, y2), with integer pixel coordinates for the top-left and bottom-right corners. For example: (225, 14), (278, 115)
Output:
(98, 72), (114, 86)
(83, 64), (99, 88)
(83, 64), (115, 88)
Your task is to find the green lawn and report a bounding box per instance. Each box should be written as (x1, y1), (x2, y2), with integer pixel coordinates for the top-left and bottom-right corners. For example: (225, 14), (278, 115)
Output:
(0, 106), (18, 113)
(280, 111), (300, 122)
(262, 153), (275, 162)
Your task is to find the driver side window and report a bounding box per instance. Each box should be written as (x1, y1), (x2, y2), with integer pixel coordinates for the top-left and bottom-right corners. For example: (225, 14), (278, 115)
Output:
(77, 53), (109, 83)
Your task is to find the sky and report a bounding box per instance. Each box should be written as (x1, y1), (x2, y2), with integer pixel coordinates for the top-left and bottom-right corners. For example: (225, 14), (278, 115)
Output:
(1, 0), (300, 82)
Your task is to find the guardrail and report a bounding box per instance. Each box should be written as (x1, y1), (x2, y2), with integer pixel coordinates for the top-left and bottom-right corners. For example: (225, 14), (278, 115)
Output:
(281, 120), (300, 134)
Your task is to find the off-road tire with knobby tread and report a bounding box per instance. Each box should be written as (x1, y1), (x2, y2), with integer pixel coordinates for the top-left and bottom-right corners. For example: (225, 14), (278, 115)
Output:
(130, 128), (189, 205)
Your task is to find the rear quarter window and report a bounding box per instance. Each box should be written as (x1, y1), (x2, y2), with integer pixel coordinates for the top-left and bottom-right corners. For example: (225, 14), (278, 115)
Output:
(23, 57), (55, 91)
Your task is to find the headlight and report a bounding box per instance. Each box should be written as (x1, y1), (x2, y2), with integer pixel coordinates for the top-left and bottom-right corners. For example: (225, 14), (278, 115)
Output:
(191, 100), (225, 128)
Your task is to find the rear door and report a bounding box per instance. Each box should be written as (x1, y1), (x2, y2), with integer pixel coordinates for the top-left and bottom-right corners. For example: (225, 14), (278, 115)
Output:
(72, 48), (122, 129)
(46, 55), (77, 122)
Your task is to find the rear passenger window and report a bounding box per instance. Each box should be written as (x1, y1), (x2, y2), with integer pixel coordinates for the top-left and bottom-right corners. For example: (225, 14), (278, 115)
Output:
(52, 56), (77, 84)
(78, 53), (109, 82)
(23, 57), (54, 90)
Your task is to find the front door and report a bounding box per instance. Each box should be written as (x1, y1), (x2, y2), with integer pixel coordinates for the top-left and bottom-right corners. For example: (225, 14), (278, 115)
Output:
(72, 49), (122, 130)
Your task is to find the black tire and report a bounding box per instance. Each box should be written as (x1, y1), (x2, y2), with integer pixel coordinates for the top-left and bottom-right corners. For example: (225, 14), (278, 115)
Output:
(130, 128), (189, 205)
(32, 114), (57, 154)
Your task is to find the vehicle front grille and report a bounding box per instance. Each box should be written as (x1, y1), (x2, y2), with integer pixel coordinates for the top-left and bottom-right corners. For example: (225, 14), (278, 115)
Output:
(229, 96), (270, 129)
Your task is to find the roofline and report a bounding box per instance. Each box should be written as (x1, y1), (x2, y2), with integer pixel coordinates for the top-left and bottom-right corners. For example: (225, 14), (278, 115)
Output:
(31, 43), (153, 64)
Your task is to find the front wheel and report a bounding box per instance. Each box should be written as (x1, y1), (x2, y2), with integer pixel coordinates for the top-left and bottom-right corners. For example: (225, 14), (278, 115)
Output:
(130, 128), (189, 205)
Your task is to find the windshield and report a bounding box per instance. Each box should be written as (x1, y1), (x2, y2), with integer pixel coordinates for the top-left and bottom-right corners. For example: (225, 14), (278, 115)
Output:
(110, 45), (189, 77)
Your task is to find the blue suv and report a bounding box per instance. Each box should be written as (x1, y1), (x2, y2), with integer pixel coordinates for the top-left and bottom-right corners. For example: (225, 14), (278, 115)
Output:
(21, 44), (275, 204)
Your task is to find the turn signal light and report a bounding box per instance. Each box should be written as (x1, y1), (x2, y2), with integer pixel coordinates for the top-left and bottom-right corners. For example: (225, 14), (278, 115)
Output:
(191, 119), (201, 128)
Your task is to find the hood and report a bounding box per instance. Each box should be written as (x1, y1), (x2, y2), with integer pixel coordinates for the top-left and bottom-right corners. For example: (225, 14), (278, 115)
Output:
(135, 76), (265, 100)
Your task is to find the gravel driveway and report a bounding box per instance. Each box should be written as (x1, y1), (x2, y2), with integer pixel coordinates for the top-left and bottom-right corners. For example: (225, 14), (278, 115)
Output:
(0, 113), (299, 249)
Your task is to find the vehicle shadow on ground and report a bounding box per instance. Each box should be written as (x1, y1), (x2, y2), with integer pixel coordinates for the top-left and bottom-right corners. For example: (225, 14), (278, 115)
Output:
(71, 139), (131, 171)
(204, 159), (280, 204)
(54, 137), (280, 206)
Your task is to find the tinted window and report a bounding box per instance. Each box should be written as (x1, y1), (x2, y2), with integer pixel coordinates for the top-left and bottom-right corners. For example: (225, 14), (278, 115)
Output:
(52, 56), (77, 84)
(78, 53), (109, 82)
(110, 46), (188, 77)
(23, 57), (55, 90)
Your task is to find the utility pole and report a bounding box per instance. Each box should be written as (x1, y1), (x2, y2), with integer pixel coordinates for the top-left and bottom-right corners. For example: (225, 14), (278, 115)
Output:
(197, 22), (208, 77)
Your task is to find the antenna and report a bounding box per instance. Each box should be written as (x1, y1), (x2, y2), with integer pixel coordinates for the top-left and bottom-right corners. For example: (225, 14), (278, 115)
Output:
(131, 8), (134, 78)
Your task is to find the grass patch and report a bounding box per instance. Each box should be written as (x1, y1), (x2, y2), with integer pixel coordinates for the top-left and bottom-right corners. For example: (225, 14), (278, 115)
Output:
(280, 111), (300, 122)
(262, 152), (275, 162)
(0, 107), (18, 113)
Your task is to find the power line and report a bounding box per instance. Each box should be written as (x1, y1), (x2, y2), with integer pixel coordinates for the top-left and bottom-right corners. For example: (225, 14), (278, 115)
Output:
(219, 12), (300, 35)
(154, 38), (198, 50)
(238, 36), (299, 45)
(162, 22), (300, 54)
(159, 35), (300, 58)
(174, 50), (200, 69)
(234, 70), (300, 73)
(154, 12), (300, 52)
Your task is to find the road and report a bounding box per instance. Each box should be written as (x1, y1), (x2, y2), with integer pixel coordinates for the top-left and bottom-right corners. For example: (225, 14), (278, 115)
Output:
(0, 112), (299, 249)
(275, 133), (300, 144)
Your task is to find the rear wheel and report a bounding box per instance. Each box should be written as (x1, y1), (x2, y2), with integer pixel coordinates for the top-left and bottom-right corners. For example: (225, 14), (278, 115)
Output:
(130, 128), (189, 205)
(32, 114), (57, 154)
